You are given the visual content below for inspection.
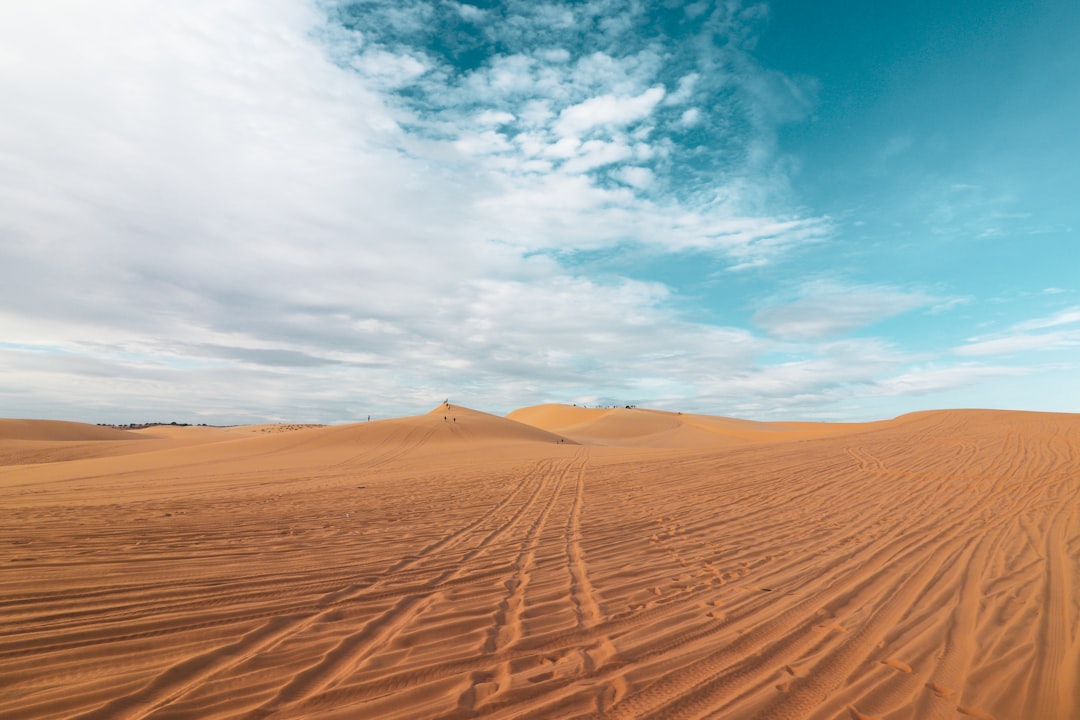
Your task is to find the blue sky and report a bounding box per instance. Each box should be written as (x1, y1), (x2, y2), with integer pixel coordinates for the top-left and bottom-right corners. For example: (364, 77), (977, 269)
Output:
(1, 0), (1077, 424)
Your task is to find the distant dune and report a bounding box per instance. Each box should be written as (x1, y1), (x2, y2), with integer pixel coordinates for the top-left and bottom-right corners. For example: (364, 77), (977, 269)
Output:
(508, 403), (868, 447)
(299, 403), (575, 450)
(0, 418), (146, 441)
(1, 404), (1077, 719)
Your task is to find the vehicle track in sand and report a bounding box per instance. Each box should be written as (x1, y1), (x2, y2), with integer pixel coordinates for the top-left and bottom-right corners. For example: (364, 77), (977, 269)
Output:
(2, 410), (1078, 720)
(61, 456), (558, 720)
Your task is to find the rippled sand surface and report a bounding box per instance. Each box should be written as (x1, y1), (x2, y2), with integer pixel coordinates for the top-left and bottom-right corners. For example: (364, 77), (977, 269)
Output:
(2, 405), (1077, 719)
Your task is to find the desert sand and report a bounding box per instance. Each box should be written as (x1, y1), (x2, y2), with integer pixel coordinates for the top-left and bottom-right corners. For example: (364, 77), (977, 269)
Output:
(1, 404), (1078, 719)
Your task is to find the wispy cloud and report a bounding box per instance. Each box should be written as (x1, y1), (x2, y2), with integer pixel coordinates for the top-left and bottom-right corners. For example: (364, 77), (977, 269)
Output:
(956, 332), (1080, 357)
(1013, 305), (1080, 331)
(956, 305), (1080, 356)
(751, 283), (944, 340)
(875, 363), (1029, 396)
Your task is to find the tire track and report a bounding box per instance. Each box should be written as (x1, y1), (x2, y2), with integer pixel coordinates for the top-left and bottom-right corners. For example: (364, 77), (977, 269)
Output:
(742, 537), (980, 719)
(69, 458), (554, 720)
(249, 456), (573, 718)
(597, 471), (1011, 720)
(496, 505), (950, 719)
(1031, 499), (1077, 720)
(458, 453), (583, 710)
(566, 451), (601, 630)
(909, 531), (994, 720)
(559, 451), (620, 708)
(9, 410), (1080, 720)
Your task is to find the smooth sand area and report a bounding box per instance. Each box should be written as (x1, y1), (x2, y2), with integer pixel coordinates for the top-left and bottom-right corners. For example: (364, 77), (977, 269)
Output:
(2, 405), (1078, 719)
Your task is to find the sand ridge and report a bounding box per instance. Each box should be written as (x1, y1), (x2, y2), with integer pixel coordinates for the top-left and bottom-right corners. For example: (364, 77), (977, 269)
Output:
(507, 404), (874, 448)
(0, 422), (319, 469)
(2, 405), (1078, 719)
(0, 419), (147, 442)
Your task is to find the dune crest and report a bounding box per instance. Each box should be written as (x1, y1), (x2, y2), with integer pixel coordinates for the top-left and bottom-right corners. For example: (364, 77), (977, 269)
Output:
(508, 403), (868, 447)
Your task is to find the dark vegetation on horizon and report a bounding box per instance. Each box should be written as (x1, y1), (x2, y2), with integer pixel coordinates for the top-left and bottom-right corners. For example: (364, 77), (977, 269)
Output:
(97, 422), (210, 430)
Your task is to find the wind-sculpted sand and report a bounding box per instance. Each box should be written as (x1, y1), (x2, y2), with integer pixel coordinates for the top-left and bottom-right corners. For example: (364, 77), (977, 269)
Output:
(2, 405), (1078, 719)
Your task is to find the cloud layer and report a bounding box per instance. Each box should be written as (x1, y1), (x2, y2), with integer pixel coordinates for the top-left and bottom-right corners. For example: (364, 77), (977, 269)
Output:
(1, 0), (1072, 422)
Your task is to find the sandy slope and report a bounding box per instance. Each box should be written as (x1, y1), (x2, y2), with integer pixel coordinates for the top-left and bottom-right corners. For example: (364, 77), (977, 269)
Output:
(1, 405), (1078, 719)
(506, 405), (869, 448)
(0, 419), (148, 442)
(0, 422), (324, 468)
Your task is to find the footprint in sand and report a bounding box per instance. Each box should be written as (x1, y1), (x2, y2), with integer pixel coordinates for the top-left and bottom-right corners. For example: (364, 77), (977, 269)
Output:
(881, 658), (913, 673)
(597, 675), (627, 712)
(847, 707), (884, 720)
(815, 620), (846, 633)
(459, 680), (500, 709)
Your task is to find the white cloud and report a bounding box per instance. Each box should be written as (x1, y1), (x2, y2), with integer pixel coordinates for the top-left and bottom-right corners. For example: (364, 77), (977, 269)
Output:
(684, 1), (710, 19)
(678, 107), (703, 127)
(349, 48), (429, 87)
(476, 110), (516, 125)
(453, 2), (486, 22)
(875, 364), (1028, 396)
(1013, 305), (1080, 331)
(955, 331), (1080, 357)
(537, 47), (571, 63)
(454, 130), (513, 156)
(562, 139), (634, 173)
(0, 0), (894, 424)
(752, 284), (942, 340)
(665, 73), (700, 105)
(538, 136), (581, 158)
(615, 166), (654, 189)
(954, 306), (1080, 357)
(554, 86), (666, 137)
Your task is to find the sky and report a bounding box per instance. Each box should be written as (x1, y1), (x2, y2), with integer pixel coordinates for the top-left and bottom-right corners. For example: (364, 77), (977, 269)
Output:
(1, 0), (1078, 425)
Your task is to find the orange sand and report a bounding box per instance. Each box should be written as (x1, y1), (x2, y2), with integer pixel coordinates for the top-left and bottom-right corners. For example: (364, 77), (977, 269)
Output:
(1, 405), (1077, 719)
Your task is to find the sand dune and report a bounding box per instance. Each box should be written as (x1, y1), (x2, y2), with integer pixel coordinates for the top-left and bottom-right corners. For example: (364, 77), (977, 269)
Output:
(0, 420), (149, 468)
(0, 419), (146, 442)
(300, 404), (574, 451)
(507, 404), (867, 448)
(2, 405), (1078, 719)
(0, 422), (297, 468)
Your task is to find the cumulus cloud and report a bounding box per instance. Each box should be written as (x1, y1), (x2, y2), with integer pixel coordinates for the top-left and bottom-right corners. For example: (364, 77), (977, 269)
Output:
(678, 107), (703, 127)
(615, 166), (655, 189)
(554, 86), (665, 137)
